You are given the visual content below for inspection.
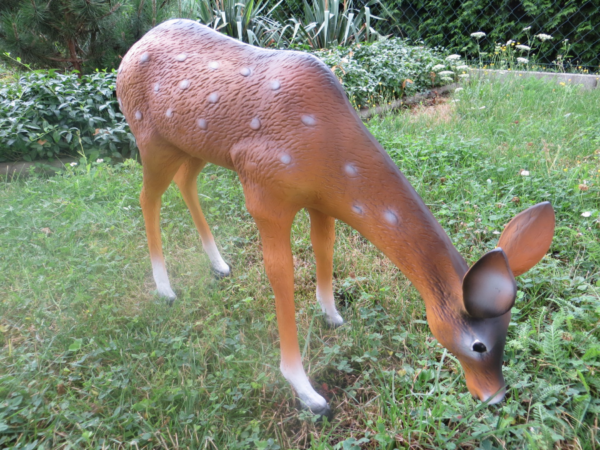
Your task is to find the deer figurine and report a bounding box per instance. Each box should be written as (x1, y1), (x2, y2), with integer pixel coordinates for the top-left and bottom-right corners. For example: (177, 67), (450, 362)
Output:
(116, 19), (555, 416)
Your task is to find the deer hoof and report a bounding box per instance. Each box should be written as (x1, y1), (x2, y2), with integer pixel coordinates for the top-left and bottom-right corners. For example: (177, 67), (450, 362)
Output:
(324, 313), (344, 328)
(212, 266), (231, 279)
(302, 401), (333, 420)
(315, 403), (333, 420)
(157, 286), (177, 305)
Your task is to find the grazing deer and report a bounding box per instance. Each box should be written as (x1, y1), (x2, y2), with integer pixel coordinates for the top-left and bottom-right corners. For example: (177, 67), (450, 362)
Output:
(116, 19), (555, 415)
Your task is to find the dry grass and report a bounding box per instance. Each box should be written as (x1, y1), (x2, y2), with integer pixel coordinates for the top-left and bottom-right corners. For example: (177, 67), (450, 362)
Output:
(408, 97), (455, 125)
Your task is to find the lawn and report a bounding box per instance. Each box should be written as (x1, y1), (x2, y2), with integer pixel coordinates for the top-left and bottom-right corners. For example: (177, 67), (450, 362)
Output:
(1, 76), (599, 449)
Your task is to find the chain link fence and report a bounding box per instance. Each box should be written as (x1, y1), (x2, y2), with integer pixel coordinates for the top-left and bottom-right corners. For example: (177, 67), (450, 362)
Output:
(280, 0), (600, 70)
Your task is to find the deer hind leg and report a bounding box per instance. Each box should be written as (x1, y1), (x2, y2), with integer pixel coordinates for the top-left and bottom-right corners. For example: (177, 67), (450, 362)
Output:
(139, 141), (187, 303)
(242, 189), (330, 416)
(307, 208), (343, 327)
(173, 157), (230, 277)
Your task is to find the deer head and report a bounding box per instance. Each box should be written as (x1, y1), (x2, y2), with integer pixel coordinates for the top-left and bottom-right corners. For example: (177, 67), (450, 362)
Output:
(426, 202), (555, 403)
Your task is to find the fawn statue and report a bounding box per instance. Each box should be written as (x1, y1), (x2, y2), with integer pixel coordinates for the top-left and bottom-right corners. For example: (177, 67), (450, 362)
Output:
(116, 19), (555, 416)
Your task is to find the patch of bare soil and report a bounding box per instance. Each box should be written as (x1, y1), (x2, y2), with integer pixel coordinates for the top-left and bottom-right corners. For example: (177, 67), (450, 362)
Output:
(408, 96), (455, 125)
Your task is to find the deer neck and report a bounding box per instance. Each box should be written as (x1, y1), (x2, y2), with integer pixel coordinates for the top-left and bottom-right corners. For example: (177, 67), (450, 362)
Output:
(322, 143), (469, 314)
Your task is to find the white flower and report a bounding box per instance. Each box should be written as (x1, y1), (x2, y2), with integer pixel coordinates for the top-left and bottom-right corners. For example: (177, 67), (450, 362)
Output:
(581, 211), (592, 218)
(470, 31), (486, 40)
(96, 158), (104, 163)
(446, 54), (461, 61)
(487, 179), (492, 184)
(517, 57), (529, 64)
(506, 40), (515, 46)
(479, 106), (486, 109)
(458, 74), (470, 78)
(493, 231), (501, 235)
(438, 70), (454, 76)
(523, 26), (532, 31)
(70, 162), (77, 167)
(520, 169), (530, 176)
(536, 33), (553, 42)
(440, 77), (454, 83)
(432, 64), (446, 71)
(454, 87), (464, 92)
(456, 65), (469, 70)
(516, 44), (531, 51)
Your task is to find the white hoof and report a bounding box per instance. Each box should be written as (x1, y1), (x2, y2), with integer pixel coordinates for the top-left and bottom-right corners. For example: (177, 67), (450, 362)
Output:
(211, 261), (231, 278)
(325, 311), (344, 327)
(281, 363), (330, 416)
(157, 283), (176, 304)
(203, 241), (230, 277)
(317, 289), (344, 327)
(152, 259), (176, 303)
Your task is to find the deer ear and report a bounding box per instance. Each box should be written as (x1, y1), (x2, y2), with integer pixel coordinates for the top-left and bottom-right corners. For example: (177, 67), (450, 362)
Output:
(498, 202), (555, 277)
(462, 248), (516, 319)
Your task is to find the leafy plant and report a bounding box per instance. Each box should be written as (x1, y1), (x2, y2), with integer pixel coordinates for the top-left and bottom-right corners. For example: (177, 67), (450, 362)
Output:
(313, 38), (452, 108)
(0, 69), (135, 162)
(181, 0), (291, 47)
(289, 0), (386, 49)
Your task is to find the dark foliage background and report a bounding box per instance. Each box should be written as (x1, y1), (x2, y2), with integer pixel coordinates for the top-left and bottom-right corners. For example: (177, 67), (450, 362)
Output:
(367, 0), (600, 68)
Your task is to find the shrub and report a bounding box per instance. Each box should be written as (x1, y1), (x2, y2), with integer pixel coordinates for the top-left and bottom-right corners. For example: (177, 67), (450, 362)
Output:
(0, 40), (451, 162)
(312, 38), (451, 108)
(0, 70), (135, 163)
(373, 0), (600, 68)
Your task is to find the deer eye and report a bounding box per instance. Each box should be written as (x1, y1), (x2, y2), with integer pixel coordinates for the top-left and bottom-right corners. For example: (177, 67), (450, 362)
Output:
(472, 341), (487, 353)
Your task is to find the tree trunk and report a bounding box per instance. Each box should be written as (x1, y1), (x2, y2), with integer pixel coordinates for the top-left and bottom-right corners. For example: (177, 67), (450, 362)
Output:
(67, 37), (82, 75)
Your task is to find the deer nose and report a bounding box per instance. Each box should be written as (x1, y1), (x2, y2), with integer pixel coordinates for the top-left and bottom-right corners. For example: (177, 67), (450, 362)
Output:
(471, 385), (506, 405)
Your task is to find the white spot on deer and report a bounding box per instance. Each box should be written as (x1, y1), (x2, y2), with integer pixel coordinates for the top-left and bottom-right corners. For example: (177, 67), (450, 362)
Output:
(250, 118), (261, 130)
(135, 111), (143, 120)
(345, 164), (358, 176)
(176, 53), (187, 62)
(352, 204), (363, 214)
(166, 108), (174, 118)
(240, 67), (251, 76)
(179, 79), (190, 90)
(208, 92), (220, 103)
(270, 80), (281, 90)
(208, 61), (219, 70)
(384, 210), (399, 225)
(154, 83), (160, 93)
(140, 53), (150, 63)
(197, 118), (208, 130)
(280, 154), (291, 164)
(301, 115), (316, 126)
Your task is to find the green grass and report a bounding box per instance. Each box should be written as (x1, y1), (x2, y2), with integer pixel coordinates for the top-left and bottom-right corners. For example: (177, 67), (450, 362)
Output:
(1, 77), (599, 449)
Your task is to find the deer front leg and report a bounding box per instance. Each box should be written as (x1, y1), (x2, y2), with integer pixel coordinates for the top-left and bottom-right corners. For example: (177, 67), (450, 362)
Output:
(308, 208), (343, 327)
(249, 204), (331, 416)
(173, 157), (230, 277)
